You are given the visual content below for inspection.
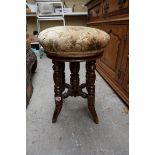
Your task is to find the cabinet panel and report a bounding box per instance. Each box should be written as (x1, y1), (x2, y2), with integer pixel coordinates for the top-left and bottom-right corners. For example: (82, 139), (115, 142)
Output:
(88, 4), (102, 19)
(103, 0), (129, 17)
(120, 28), (129, 93)
(118, 26), (128, 79)
(122, 59), (129, 93)
(87, 0), (103, 21)
(94, 23), (128, 82)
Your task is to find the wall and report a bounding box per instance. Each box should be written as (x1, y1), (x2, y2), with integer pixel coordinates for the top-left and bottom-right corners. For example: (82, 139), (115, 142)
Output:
(27, 16), (87, 35)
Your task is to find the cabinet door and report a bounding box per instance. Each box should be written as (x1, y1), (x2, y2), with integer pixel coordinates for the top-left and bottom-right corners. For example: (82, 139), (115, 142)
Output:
(115, 25), (129, 84)
(94, 23), (128, 83)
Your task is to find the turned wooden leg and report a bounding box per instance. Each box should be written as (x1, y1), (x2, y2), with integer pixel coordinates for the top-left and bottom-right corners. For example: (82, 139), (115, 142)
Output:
(52, 60), (63, 123)
(60, 62), (65, 92)
(86, 61), (99, 124)
(70, 62), (80, 97)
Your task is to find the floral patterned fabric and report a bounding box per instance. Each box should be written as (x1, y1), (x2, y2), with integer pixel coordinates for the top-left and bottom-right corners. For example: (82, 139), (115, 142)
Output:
(38, 26), (110, 57)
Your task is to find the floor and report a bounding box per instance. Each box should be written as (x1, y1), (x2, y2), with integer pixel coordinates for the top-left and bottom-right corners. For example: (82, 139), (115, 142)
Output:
(26, 56), (129, 155)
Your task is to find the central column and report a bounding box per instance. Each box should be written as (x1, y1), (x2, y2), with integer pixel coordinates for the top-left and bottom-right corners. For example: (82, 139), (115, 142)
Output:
(70, 62), (80, 97)
(60, 62), (65, 92)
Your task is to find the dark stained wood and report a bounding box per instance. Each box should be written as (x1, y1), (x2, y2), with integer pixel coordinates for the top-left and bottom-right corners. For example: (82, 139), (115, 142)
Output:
(52, 60), (63, 123)
(70, 62), (80, 97)
(51, 58), (99, 123)
(86, 61), (99, 124)
(102, 0), (129, 17)
(60, 62), (65, 92)
(86, 0), (129, 106)
(122, 57), (129, 93)
(86, 0), (103, 23)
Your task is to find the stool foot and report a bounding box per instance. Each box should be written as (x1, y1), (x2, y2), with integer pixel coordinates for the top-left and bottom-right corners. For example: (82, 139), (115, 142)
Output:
(52, 104), (62, 123)
(52, 60), (63, 123)
(86, 61), (99, 124)
(88, 105), (99, 124)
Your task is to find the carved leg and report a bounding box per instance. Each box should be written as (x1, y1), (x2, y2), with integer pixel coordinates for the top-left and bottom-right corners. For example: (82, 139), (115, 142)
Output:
(70, 62), (80, 97)
(86, 61), (99, 124)
(52, 60), (63, 123)
(60, 62), (65, 92)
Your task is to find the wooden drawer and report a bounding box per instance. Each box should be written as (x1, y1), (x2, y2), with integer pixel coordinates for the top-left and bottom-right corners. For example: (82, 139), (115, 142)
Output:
(103, 0), (129, 17)
(86, 0), (103, 20)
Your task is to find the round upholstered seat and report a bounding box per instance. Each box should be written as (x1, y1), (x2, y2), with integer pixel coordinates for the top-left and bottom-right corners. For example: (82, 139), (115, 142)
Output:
(38, 26), (110, 59)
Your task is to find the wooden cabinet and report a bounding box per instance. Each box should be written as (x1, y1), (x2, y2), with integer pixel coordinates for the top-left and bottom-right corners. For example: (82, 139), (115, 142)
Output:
(86, 0), (129, 105)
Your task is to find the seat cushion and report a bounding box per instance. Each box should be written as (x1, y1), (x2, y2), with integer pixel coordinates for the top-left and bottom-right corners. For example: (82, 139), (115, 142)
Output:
(38, 26), (110, 58)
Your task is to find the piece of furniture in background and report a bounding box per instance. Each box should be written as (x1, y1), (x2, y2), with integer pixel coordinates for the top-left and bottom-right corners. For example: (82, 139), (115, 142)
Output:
(38, 26), (110, 123)
(26, 32), (37, 107)
(36, 0), (65, 32)
(86, 0), (129, 106)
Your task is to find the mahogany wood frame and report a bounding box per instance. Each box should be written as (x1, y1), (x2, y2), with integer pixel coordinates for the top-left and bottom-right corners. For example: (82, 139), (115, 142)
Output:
(47, 54), (101, 124)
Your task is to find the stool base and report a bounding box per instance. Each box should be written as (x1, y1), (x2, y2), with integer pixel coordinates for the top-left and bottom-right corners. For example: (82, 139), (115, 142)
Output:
(52, 60), (99, 124)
